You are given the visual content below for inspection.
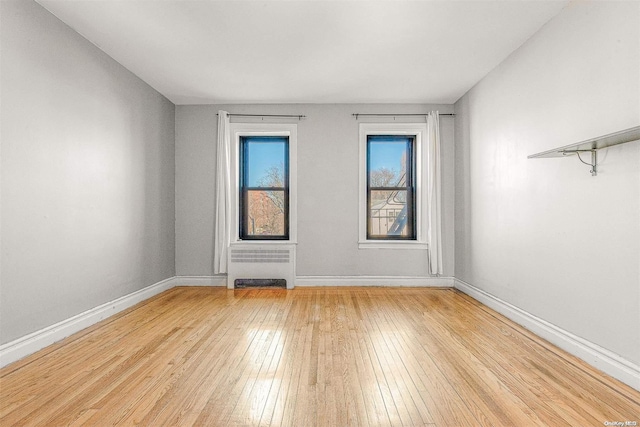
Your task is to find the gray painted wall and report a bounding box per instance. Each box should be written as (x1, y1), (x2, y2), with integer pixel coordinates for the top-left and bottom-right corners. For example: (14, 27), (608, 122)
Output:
(176, 104), (455, 278)
(1, 0), (176, 344)
(454, 1), (639, 364)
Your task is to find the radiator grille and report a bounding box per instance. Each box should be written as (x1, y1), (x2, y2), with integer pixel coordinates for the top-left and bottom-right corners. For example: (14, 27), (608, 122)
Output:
(227, 244), (295, 289)
(230, 249), (291, 263)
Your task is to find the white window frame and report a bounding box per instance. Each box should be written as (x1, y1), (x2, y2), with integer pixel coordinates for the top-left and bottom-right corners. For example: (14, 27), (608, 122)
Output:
(359, 122), (428, 249)
(229, 123), (297, 244)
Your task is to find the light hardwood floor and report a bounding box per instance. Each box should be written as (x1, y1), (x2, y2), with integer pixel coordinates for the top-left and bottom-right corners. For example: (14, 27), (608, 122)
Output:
(1, 287), (638, 426)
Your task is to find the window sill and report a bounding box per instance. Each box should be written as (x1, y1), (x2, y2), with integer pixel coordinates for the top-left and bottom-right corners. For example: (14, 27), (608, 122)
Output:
(358, 241), (428, 250)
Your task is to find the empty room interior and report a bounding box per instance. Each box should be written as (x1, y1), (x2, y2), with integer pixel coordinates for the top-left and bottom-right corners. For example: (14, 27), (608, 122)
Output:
(1, 0), (639, 425)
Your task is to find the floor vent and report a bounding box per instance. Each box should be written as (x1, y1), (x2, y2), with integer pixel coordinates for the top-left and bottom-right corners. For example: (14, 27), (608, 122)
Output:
(234, 278), (287, 289)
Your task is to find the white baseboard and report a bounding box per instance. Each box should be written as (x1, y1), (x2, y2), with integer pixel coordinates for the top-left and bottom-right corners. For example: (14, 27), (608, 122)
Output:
(296, 275), (454, 287)
(0, 276), (176, 368)
(173, 275), (455, 288)
(5, 273), (636, 392)
(454, 278), (640, 391)
(172, 275), (227, 287)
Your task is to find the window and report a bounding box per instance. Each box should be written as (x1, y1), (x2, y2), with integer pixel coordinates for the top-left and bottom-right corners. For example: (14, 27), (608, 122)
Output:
(367, 135), (416, 240)
(230, 123), (297, 243)
(359, 123), (428, 249)
(239, 136), (289, 239)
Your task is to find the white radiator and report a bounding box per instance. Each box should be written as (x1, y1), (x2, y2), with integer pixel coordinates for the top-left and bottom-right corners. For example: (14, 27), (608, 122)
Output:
(227, 244), (296, 289)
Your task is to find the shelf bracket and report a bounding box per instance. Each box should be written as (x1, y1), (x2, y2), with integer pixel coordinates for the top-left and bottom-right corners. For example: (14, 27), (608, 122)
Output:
(527, 125), (639, 177)
(562, 149), (597, 176)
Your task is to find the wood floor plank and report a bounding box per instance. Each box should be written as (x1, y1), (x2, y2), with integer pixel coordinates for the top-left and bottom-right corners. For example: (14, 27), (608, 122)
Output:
(1, 287), (638, 427)
(230, 295), (291, 426)
(0, 290), (182, 417)
(137, 290), (270, 425)
(440, 290), (638, 422)
(255, 296), (301, 427)
(367, 291), (478, 427)
(359, 290), (432, 426)
(427, 291), (601, 426)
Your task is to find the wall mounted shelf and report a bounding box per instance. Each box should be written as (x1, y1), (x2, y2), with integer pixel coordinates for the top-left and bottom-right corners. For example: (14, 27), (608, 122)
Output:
(528, 125), (640, 176)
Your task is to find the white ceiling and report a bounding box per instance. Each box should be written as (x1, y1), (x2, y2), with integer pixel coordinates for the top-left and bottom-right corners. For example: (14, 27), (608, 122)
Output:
(36, 0), (568, 105)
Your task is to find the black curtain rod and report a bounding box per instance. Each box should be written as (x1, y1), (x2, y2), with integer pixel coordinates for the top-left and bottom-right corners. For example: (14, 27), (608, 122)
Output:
(216, 113), (453, 119)
(352, 113), (455, 119)
(218, 113), (306, 119)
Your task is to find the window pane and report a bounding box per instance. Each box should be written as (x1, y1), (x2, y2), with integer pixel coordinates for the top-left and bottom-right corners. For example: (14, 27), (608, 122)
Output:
(245, 190), (285, 236)
(368, 136), (410, 187)
(369, 190), (410, 237)
(245, 138), (287, 187)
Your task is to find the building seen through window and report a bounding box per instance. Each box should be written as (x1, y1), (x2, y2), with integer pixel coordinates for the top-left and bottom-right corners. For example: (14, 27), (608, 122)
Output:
(239, 136), (289, 239)
(367, 135), (416, 240)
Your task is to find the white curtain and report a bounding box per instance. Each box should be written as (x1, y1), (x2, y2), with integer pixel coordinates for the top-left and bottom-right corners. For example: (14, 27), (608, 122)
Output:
(427, 111), (443, 275)
(214, 110), (231, 274)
